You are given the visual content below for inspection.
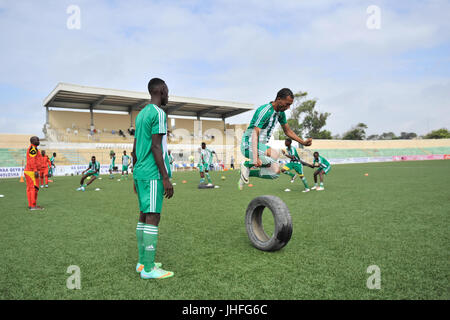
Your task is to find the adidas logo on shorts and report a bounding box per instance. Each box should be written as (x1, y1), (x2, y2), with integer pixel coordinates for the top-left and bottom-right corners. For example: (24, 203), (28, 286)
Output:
(145, 245), (155, 251)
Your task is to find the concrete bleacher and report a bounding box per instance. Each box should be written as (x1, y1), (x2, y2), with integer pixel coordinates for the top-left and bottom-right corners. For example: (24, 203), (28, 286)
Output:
(312, 147), (450, 160)
(0, 148), (26, 167)
(1, 131), (449, 168)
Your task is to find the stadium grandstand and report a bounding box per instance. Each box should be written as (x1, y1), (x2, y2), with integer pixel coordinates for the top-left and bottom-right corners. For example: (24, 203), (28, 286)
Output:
(0, 82), (449, 178)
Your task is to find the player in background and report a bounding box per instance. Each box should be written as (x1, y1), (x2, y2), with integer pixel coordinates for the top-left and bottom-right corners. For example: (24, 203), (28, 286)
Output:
(121, 150), (131, 180)
(133, 77), (174, 279)
(49, 152), (56, 179)
(130, 151), (135, 174)
(168, 150), (174, 177)
(76, 156), (100, 191)
(238, 88), (312, 190)
(189, 154), (195, 170)
(109, 151), (116, 179)
(198, 142), (216, 186)
(24, 136), (43, 210)
(281, 138), (312, 192)
(39, 150), (51, 188)
(230, 155), (235, 170)
(312, 151), (331, 191)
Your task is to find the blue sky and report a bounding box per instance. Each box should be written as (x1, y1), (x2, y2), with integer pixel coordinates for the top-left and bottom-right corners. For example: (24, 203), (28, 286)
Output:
(0, 0), (449, 136)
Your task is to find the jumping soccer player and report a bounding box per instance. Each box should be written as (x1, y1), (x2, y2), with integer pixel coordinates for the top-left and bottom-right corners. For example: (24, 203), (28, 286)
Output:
(122, 150), (131, 180)
(238, 88), (312, 190)
(109, 151), (116, 179)
(39, 150), (51, 188)
(281, 138), (312, 192)
(198, 142), (215, 186)
(49, 152), (56, 178)
(133, 77), (174, 280)
(312, 151), (331, 191)
(24, 136), (43, 210)
(76, 156), (100, 191)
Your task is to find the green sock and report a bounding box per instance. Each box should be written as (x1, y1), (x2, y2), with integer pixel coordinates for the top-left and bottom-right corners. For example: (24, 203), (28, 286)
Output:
(143, 224), (158, 272)
(283, 171), (295, 178)
(206, 173), (212, 183)
(249, 169), (260, 177)
(136, 222), (145, 265)
(301, 177), (309, 189)
(320, 182), (324, 187)
(200, 178), (205, 184)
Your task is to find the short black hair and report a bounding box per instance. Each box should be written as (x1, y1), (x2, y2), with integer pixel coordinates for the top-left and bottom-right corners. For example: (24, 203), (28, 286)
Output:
(148, 78), (166, 94)
(313, 151), (319, 156)
(285, 138), (292, 143)
(53, 152), (56, 156)
(276, 88), (294, 100)
(201, 142), (206, 146)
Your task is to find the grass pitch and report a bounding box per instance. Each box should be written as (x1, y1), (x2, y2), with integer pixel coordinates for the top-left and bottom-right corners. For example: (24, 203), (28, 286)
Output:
(0, 160), (449, 300)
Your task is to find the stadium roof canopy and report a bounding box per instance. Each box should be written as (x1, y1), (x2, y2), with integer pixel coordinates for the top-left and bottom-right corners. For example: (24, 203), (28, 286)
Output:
(44, 83), (254, 119)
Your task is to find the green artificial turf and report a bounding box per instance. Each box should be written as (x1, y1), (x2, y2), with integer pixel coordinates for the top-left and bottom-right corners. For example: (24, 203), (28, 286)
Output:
(0, 160), (449, 300)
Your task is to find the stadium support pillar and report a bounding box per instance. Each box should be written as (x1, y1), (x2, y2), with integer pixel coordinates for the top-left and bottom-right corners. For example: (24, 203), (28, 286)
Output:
(194, 118), (202, 142)
(222, 117), (226, 134)
(128, 106), (133, 127)
(90, 106), (94, 129)
(45, 106), (49, 125)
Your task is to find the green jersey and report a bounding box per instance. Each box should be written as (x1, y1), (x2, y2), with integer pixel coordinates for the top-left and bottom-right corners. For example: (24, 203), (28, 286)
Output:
(110, 156), (115, 166)
(245, 103), (287, 144)
(286, 146), (300, 163)
(122, 155), (130, 166)
(88, 161), (100, 172)
(314, 155), (330, 168)
(200, 148), (214, 165)
(168, 153), (174, 164)
(133, 104), (171, 180)
(50, 156), (55, 167)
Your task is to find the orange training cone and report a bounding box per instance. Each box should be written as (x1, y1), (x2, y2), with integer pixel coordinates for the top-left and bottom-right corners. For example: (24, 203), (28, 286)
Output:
(20, 175), (24, 182)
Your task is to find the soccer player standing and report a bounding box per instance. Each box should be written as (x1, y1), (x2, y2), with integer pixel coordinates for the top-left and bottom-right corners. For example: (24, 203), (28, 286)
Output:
(24, 136), (43, 210)
(198, 142), (215, 186)
(109, 151), (116, 179)
(312, 151), (331, 191)
(49, 152), (56, 179)
(133, 78), (174, 280)
(121, 150), (131, 180)
(238, 88), (312, 190)
(39, 150), (51, 188)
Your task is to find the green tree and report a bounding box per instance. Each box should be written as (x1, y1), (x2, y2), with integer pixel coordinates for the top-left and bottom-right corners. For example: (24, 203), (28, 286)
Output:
(399, 132), (417, 140)
(379, 132), (397, 140)
(367, 134), (379, 140)
(275, 91), (331, 139)
(424, 128), (450, 139)
(342, 123), (368, 140)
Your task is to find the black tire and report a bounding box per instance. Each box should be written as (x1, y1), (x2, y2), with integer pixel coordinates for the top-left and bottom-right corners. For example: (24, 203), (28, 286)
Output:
(245, 195), (293, 251)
